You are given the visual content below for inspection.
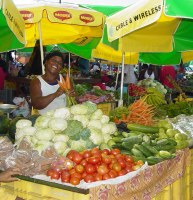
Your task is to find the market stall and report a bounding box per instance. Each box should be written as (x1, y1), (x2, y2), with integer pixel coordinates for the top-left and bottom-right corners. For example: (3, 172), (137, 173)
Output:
(0, 148), (191, 200)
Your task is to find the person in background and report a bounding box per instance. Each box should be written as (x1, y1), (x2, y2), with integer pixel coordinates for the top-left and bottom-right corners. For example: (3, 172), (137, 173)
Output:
(0, 168), (21, 182)
(138, 63), (148, 80)
(124, 64), (138, 85)
(0, 54), (8, 90)
(159, 65), (176, 88)
(30, 51), (66, 115)
(139, 64), (158, 80)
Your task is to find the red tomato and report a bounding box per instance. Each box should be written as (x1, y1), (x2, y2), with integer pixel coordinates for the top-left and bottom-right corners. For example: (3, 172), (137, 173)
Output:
(110, 149), (121, 156)
(117, 158), (126, 169)
(115, 154), (125, 160)
(69, 168), (76, 175)
(101, 149), (110, 155)
(108, 170), (118, 178)
(81, 171), (87, 179)
(125, 165), (134, 173)
(103, 173), (111, 180)
(84, 174), (95, 183)
(50, 171), (60, 180)
(71, 172), (82, 180)
(85, 164), (96, 174)
(61, 176), (70, 183)
(95, 173), (103, 181)
(70, 177), (80, 185)
(80, 159), (87, 167)
(46, 169), (55, 177)
(82, 150), (92, 158)
(61, 171), (70, 183)
(112, 163), (122, 172)
(75, 164), (84, 174)
(125, 155), (134, 163)
(61, 170), (70, 179)
(66, 150), (77, 160)
(87, 156), (101, 165)
(91, 148), (100, 156)
(97, 164), (109, 175)
(72, 152), (83, 164)
(102, 155), (112, 165)
(118, 169), (127, 176)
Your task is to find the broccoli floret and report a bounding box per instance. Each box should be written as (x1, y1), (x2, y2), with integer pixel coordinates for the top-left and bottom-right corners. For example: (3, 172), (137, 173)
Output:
(80, 128), (91, 140)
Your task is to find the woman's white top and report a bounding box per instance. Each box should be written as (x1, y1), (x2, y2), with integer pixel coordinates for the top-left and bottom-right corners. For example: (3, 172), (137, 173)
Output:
(144, 70), (155, 80)
(37, 74), (66, 115)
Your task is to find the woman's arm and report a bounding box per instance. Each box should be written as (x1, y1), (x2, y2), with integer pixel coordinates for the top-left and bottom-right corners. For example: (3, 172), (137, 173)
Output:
(30, 78), (63, 110)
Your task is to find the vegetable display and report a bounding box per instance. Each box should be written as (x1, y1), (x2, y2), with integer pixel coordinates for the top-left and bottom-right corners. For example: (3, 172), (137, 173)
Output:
(108, 120), (190, 165)
(46, 148), (144, 185)
(14, 101), (117, 155)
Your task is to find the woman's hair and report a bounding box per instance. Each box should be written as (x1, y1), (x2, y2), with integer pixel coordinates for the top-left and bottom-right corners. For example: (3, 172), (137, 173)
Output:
(43, 51), (64, 66)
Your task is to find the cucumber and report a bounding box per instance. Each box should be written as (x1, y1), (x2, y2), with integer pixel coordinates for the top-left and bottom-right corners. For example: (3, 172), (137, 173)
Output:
(112, 136), (124, 143)
(166, 138), (177, 146)
(142, 135), (150, 143)
(122, 132), (130, 138)
(122, 142), (134, 150)
(127, 123), (159, 134)
(120, 149), (132, 155)
(121, 135), (143, 144)
(157, 139), (169, 146)
(131, 148), (145, 158)
(141, 142), (158, 154)
(146, 156), (164, 165)
(134, 144), (153, 157)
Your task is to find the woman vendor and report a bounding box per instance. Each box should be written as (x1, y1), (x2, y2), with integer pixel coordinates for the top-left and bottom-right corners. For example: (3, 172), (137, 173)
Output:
(30, 51), (66, 115)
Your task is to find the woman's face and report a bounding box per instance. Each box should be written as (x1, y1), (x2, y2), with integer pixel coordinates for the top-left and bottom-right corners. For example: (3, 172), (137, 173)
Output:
(45, 56), (63, 74)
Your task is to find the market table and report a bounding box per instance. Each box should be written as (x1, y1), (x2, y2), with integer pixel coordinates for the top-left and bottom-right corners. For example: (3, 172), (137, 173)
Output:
(0, 148), (191, 200)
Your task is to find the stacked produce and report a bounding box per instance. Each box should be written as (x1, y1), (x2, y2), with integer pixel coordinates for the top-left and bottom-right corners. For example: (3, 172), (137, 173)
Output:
(112, 98), (155, 126)
(45, 148), (144, 185)
(137, 78), (167, 94)
(141, 87), (166, 107)
(108, 120), (190, 165)
(14, 101), (117, 155)
(75, 84), (115, 104)
(128, 83), (146, 96)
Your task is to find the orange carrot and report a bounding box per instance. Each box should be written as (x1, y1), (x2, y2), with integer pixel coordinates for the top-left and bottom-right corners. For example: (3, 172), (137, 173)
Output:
(65, 72), (71, 90)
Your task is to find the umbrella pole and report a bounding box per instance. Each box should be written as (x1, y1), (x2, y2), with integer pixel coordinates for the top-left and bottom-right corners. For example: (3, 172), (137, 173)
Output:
(38, 22), (45, 74)
(118, 52), (125, 107)
(68, 52), (71, 77)
(115, 64), (120, 90)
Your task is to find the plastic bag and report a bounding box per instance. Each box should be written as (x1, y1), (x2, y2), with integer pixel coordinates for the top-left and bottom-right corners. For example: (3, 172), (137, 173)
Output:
(12, 97), (30, 117)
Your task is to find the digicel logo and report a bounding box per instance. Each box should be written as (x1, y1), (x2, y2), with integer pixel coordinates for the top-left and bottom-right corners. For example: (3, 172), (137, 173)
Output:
(20, 10), (34, 20)
(80, 14), (94, 23)
(54, 11), (72, 21)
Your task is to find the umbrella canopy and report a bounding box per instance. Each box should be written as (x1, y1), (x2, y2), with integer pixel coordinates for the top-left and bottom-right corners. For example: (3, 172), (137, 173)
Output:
(17, 2), (105, 48)
(105, 0), (193, 65)
(16, 1), (105, 73)
(0, 0), (25, 53)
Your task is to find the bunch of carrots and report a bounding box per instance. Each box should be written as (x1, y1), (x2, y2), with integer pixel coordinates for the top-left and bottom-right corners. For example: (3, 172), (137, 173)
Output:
(57, 72), (77, 107)
(114, 98), (155, 126)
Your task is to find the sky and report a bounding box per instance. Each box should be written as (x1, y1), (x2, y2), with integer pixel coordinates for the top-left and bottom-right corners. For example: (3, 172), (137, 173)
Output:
(13, 0), (137, 6)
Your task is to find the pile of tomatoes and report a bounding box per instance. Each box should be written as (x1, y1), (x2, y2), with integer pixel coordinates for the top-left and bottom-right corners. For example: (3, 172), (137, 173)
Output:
(46, 148), (144, 186)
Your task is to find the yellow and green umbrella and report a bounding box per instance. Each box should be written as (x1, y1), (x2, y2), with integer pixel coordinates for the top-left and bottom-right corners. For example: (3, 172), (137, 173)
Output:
(17, 2), (105, 73)
(0, 0), (25, 52)
(105, 0), (193, 65)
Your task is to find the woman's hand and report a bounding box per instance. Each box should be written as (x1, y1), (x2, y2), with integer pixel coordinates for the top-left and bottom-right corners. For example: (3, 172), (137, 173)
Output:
(55, 88), (64, 97)
(0, 168), (21, 182)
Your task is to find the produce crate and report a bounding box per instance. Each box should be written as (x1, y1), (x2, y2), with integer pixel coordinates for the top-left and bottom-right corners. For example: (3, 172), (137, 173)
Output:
(97, 102), (116, 116)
